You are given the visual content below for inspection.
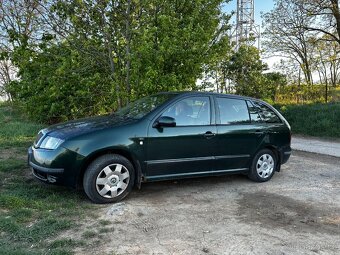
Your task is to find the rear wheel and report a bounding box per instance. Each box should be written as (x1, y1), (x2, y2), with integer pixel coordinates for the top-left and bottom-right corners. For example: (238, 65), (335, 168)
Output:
(83, 154), (135, 203)
(248, 149), (277, 182)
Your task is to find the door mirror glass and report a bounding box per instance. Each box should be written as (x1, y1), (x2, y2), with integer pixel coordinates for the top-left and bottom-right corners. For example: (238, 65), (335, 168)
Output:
(153, 116), (176, 128)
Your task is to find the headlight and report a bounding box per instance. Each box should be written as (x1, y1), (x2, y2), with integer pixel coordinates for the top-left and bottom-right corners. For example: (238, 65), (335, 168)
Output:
(39, 136), (64, 150)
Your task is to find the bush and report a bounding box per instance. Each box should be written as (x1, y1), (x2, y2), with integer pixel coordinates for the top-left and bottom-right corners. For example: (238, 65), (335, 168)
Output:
(275, 103), (340, 138)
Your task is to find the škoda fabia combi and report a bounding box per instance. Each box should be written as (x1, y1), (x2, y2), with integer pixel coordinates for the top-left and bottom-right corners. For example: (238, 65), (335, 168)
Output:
(28, 92), (291, 203)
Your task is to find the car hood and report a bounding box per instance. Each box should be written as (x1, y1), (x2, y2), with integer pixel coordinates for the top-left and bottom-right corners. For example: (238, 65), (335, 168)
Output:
(44, 114), (137, 140)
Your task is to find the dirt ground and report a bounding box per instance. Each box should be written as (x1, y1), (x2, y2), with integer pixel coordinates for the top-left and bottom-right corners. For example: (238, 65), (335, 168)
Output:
(74, 151), (340, 255)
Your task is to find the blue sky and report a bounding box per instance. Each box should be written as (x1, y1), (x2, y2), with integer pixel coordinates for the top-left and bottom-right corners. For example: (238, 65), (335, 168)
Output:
(223, 0), (275, 27)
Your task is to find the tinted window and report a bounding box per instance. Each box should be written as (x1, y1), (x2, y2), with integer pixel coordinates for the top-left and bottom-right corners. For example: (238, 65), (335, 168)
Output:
(161, 97), (210, 126)
(217, 98), (250, 124)
(253, 101), (281, 123)
(246, 101), (262, 123)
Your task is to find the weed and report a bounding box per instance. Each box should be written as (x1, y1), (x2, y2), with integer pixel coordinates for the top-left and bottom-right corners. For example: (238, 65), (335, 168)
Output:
(82, 230), (97, 239)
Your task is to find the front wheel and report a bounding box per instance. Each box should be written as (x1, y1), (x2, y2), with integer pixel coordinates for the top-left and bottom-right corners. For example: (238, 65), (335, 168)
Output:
(248, 149), (277, 182)
(83, 154), (135, 204)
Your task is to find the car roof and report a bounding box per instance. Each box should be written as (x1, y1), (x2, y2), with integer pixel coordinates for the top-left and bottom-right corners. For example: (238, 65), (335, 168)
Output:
(155, 91), (259, 102)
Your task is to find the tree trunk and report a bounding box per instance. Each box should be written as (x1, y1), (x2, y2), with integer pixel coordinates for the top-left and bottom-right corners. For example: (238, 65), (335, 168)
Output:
(125, 0), (131, 102)
(331, 0), (340, 44)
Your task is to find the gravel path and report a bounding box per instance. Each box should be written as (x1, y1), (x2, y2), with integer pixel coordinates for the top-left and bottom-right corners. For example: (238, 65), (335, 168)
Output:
(72, 151), (340, 255)
(292, 136), (340, 157)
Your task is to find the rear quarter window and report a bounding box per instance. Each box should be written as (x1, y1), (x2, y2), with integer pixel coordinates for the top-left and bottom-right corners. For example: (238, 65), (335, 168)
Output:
(252, 101), (281, 123)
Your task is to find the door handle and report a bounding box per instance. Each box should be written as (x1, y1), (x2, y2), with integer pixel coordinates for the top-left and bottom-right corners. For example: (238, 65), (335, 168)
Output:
(254, 130), (265, 135)
(204, 131), (216, 138)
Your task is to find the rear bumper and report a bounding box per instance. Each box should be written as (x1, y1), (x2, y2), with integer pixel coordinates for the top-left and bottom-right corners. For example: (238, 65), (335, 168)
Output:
(281, 147), (292, 165)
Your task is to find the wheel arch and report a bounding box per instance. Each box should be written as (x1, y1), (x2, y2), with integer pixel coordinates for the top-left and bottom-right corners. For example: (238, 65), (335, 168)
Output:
(263, 145), (281, 172)
(77, 148), (143, 190)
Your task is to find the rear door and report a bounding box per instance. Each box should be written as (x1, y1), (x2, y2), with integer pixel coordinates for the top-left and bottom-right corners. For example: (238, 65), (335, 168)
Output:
(250, 100), (290, 149)
(214, 97), (264, 171)
(145, 96), (217, 179)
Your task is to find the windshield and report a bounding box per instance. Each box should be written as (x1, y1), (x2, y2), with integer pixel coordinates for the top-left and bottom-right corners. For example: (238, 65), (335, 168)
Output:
(114, 93), (178, 119)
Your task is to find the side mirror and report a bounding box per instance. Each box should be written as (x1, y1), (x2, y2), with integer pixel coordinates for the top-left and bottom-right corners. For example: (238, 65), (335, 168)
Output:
(153, 116), (176, 128)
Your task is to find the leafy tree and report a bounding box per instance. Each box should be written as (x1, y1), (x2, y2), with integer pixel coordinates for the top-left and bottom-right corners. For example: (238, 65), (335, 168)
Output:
(262, 0), (315, 85)
(227, 45), (269, 98)
(0, 0), (44, 100)
(263, 72), (287, 101)
(130, 0), (231, 97)
(296, 0), (340, 45)
(2, 0), (232, 122)
(10, 40), (114, 123)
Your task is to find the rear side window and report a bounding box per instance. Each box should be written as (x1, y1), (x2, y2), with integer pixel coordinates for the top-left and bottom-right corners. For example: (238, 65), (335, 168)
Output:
(216, 98), (250, 124)
(252, 101), (281, 123)
(246, 101), (262, 123)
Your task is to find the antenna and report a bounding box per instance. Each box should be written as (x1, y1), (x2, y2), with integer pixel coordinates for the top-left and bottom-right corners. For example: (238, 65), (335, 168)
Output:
(235, 0), (260, 50)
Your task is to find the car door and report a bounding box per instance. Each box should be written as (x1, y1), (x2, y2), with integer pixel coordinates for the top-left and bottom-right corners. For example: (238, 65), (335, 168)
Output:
(250, 100), (290, 148)
(145, 96), (217, 179)
(214, 97), (265, 171)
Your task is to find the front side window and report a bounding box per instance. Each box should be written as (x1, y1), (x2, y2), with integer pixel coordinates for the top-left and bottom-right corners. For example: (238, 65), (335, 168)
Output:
(161, 97), (211, 126)
(217, 98), (250, 124)
(115, 93), (177, 119)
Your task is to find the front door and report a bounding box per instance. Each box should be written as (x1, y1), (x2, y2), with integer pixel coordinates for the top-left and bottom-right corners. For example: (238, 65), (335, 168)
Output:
(145, 96), (217, 179)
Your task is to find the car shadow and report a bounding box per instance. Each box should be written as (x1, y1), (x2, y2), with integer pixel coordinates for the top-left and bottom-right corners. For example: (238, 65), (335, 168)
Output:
(131, 174), (250, 198)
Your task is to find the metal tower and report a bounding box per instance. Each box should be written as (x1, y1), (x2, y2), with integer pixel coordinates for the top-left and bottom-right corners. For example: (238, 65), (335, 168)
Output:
(235, 0), (260, 50)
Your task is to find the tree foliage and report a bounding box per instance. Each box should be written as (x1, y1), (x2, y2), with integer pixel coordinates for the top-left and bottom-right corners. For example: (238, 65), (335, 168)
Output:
(296, 0), (340, 45)
(263, 0), (340, 104)
(262, 0), (315, 85)
(227, 45), (267, 99)
(2, 0), (231, 122)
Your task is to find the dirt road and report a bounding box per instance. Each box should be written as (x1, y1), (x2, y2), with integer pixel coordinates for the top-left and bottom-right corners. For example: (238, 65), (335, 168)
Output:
(74, 151), (340, 255)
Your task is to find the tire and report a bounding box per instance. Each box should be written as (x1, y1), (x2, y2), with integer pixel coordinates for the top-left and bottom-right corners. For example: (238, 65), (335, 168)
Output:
(248, 149), (277, 182)
(83, 154), (135, 204)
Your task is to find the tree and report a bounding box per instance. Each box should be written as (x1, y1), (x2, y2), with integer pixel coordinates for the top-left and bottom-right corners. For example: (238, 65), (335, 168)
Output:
(0, 0), (44, 100)
(0, 59), (17, 101)
(296, 0), (340, 45)
(2, 0), (232, 122)
(262, 0), (316, 85)
(227, 45), (269, 98)
(263, 72), (287, 101)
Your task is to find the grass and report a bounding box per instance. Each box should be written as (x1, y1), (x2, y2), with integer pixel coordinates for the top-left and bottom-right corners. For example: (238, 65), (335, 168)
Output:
(0, 103), (97, 254)
(275, 102), (340, 138)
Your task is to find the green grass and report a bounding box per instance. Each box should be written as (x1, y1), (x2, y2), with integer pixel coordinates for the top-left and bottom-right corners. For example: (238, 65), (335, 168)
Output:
(0, 103), (96, 254)
(276, 102), (340, 138)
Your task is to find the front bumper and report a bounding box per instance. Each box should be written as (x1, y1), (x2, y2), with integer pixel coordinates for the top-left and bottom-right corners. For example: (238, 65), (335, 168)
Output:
(28, 146), (83, 187)
(29, 161), (64, 183)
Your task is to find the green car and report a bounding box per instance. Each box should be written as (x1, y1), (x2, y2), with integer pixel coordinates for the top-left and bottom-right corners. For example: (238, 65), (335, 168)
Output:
(28, 92), (291, 203)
